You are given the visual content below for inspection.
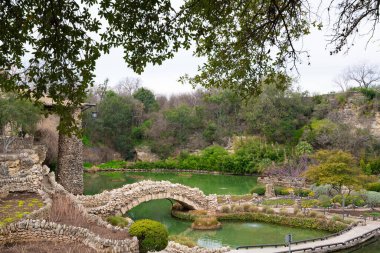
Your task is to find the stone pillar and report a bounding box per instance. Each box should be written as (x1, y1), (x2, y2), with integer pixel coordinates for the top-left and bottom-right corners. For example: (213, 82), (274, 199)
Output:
(265, 183), (275, 198)
(56, 109), (83, 195)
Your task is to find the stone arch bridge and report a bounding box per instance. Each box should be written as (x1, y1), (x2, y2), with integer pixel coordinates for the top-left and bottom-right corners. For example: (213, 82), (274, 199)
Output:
(77, 180), (218, 216)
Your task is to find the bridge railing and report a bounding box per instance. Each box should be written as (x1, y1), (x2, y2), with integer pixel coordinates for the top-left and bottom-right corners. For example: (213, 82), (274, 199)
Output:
(236, 224), (358, 250)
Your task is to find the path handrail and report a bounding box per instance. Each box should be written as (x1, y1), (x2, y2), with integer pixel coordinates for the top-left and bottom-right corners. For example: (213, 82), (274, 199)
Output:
(273, 227), (380, 253)
(236, 224), (357, 250)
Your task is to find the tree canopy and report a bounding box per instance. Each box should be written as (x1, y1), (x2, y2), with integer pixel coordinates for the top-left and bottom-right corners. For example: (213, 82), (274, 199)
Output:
(1, 0), (380, 132)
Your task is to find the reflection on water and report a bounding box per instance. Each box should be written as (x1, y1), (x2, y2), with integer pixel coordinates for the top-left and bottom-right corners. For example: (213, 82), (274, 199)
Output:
(84, 171), (257, 195)
(128, 199), (329, 248)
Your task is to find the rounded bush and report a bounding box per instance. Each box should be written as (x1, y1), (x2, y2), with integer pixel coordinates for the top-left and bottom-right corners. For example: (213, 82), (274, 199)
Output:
(250, 186), (265, 195)
(129, 219), (168, 253)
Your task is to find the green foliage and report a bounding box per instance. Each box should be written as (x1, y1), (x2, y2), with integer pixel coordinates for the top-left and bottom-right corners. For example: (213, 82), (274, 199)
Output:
(274, 187), (291, 196)
(261, 199), (295, 206)
(295, 141), (313, 157)
(83, 91), (140, 159)
(83, 162), (93, 169)
(243, 85), (313, 144)
(365, 191), (380, 208)
(304, 150), (365, 193)
(97, 160), (127, 169)
(350, 87), (380, 100)
(168, 235), (197, 248)
(131, 140), (287, 174)
(106, 216), (129, 228)
(318, 195), (332, 208)
(250, 186), (265, 196)
(294, 188), (312, 197)
(367, 182), (380, 192)
(0, 95), (42, 135)
(129, 219), (168, 253)
(217, 213), (347, 233)
(133, 88), (159, 112)
(82, 135), (92, 147)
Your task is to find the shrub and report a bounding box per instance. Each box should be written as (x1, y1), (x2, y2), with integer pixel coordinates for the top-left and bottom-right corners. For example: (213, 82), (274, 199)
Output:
(106, 216), (129, 228)
(332, 215), (344, 222)
(294, 188), (312, 197)
(243, 204), (251, 212)
(97, 160), (127, 169)
(275, 187), (291, 196)
(279, 208), (288, 216)
(83, 162), (93, 169)
(250, 186), (265, 196)
(367, 182), (380, 192)
(169, 235), (197, 248)
(221, 205), (231, 213)
(308, 211), (318, 218)
(129, 219), (169, 253)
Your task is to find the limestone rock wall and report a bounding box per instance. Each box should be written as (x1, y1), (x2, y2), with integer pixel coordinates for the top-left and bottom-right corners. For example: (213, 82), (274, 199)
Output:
(0, 145), (48, 193)
(0, 136), (34, 153)
(0, 219), (139, 253)
(258, 176), (306, 188)
(156, 241), (230, 253)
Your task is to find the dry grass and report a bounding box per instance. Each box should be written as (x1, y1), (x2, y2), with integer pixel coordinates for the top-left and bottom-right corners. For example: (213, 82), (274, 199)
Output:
(0, 241), (96, 253)
(47, 194), (129, 240)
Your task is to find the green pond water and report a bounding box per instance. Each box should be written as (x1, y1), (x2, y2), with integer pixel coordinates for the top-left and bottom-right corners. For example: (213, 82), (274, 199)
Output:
(84, 171), (333, 248)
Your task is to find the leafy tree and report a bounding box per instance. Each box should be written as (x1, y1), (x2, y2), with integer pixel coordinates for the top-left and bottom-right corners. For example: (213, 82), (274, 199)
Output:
(244, 84), (313, 144)
(83, 91), (140, 158)
(133, 87), (159, 113)
(0, 95), (42, 152)
(304, 150), (364, 193)
(2, 0), (379, 131)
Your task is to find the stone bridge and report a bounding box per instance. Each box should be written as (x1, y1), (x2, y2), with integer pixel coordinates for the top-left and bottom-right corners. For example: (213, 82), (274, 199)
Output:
(77, 180), (218, 216)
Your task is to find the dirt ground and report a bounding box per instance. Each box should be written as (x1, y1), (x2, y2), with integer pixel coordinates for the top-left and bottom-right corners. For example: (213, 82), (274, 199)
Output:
(0, 192), (43, 227)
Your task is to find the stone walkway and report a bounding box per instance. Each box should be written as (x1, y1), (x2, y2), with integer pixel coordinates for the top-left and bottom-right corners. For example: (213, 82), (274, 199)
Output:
(230, 221), (380, 253)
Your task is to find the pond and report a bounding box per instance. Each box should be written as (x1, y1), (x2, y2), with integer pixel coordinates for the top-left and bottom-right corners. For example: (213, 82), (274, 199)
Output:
(84, 171), (330, 248)
(84, 171), (257, 195)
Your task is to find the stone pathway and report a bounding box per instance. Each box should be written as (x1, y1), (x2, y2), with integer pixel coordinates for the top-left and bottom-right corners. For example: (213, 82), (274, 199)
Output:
(229, 221), (380, 253)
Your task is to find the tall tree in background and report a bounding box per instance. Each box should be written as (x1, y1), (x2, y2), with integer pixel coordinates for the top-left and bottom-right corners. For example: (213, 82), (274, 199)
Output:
(1, 0), (380, 131)
(133, 88), (159, 113)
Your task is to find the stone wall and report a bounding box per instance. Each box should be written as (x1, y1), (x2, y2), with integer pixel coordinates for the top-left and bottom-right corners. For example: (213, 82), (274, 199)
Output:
(257, 176), (306, 188)
(0, 145), (48, 193)
(0, 219), (139, 253)
(78, 180), (218, 216)
(156, 241), (230, 253)
(0, 136), (34, 153)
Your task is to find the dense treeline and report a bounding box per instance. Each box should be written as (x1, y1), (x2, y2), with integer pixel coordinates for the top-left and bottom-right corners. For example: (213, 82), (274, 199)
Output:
(82, 80), (380, 174)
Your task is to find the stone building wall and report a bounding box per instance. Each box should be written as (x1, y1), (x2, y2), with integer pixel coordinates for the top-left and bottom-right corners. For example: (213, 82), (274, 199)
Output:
(0, 145), (48, 193)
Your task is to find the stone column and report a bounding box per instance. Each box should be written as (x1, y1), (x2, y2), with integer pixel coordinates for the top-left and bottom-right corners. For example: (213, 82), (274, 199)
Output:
(56, 109), (83, 195)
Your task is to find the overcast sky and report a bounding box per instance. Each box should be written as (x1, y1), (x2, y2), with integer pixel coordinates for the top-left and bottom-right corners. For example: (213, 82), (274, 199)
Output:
(94, 17), (380, 97)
